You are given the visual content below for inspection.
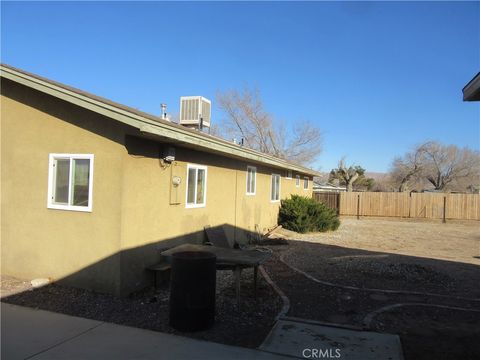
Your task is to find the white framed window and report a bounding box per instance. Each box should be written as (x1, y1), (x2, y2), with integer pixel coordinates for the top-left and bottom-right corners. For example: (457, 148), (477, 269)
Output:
(304, 177), (309, 190)
(271, 173), (281, 202)
(186, 164), (207, 208)
(246, 166), (256, 195)
(295, 175), (300, 187)
(286, 170), (292, 179)
(47, 154), (94, 212)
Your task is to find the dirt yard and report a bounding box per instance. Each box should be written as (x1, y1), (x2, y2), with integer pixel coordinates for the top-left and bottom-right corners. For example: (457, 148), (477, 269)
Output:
(300, 217), (480, 265)
(264, 217), (480, 360)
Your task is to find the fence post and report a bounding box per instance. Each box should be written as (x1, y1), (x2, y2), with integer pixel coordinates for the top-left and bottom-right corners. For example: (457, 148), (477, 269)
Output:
(443, 196), (447, 224)
(408, 192), (411, 218)
(336, 193), (340, 215)
(357, 194), (360, 220)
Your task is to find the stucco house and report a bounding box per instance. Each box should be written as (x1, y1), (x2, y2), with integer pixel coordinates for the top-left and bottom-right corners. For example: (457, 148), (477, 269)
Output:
(1, 64), (320, 296)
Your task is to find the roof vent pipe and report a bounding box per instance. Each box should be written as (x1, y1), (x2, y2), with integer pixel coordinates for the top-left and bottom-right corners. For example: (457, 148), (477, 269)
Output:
(161, 103), (168, 120)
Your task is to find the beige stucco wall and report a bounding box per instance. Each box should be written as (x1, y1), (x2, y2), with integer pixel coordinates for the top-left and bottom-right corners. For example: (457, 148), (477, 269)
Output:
(1, 80), (126, 294)
(118, 141), (313, 294)
(1, 79), (313, 296)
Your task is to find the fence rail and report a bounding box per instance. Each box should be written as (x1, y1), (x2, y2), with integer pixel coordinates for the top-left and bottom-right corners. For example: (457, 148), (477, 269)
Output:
(313, 192), (480, 221)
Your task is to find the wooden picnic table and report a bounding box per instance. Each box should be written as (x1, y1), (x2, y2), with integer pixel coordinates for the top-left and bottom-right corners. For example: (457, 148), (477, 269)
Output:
(161, 244), (272, 306)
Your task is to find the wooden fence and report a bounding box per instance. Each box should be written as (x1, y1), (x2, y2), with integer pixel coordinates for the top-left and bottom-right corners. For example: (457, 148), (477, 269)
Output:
(313, 193), (340, 213)
(313, 192), (480, 221)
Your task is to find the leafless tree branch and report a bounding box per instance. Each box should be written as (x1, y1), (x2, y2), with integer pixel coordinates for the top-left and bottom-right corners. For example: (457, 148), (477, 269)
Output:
(216, 87), (322, 165)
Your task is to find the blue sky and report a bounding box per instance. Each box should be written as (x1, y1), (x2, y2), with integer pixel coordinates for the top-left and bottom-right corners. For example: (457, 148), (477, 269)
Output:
(2, 1), (479, 172)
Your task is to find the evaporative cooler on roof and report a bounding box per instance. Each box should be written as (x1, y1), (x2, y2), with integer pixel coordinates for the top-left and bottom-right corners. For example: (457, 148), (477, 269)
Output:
(179, 96), (211, 129)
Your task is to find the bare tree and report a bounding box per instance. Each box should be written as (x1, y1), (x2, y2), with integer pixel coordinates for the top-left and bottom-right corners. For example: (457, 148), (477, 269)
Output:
(216, 87), (322, 165)
(421, 142), (480, 191)
(370, 177), (397, 192)
(389, 143), (428, 192)
(329, 158), (365, 192)
(390, 141), (480, 192)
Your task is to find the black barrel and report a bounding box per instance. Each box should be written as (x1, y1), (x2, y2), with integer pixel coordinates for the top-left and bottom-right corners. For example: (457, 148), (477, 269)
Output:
(169, 251), (216, 331)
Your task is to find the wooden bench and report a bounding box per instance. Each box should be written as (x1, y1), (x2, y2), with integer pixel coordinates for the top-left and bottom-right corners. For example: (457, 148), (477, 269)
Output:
(147, 260), (171, 288)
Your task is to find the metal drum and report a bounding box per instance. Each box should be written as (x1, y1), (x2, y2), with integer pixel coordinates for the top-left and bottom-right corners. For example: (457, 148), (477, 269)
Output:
(169, 251), (216, 331)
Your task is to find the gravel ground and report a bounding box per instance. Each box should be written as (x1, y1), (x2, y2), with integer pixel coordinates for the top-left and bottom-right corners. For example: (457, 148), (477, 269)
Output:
(1, 268), (281, 349)
(3, 218), (478, 358)
(371, 305), (480, 360)
(264, 251), (480, 360)
(263, 217), (480, 360)
(283, 240), (480, 298)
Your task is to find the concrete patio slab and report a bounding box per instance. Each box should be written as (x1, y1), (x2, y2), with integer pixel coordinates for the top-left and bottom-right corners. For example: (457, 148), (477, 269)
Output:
(32, 320), (290, 360)
(259, 319), (404, 359)
(1, 303), (101, 360)
(1, 303), (291, 360)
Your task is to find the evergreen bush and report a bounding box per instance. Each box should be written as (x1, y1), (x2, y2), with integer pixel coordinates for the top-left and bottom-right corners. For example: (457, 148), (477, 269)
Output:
(278, 195), (340, 233)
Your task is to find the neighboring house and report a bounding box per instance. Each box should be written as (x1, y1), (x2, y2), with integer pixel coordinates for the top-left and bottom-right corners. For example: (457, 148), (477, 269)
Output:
(1, 64), (319, 296)
(463, 72), (480, 101)
(313, 182), (346, 193)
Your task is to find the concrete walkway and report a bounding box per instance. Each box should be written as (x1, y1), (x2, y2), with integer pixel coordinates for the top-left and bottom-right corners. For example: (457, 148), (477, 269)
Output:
(1, 303), (290, 360)
(260, 318), (404, 359)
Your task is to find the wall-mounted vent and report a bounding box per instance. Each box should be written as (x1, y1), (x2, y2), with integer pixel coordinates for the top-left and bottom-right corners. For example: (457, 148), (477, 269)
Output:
(179, 96), (211, 129)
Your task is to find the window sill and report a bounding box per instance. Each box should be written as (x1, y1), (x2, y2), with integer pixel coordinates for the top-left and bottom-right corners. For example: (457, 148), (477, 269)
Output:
(47, 204), (92, 212)
(185, 203), (206, 209)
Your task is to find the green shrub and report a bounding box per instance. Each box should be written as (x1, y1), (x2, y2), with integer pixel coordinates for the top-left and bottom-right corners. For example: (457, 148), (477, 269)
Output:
(278, 195), (340, 233)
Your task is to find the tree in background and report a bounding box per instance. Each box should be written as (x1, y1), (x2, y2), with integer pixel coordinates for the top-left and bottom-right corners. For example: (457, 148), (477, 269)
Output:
(421, 141), (480, 191)
(353, 175), (376, 191)
(329, 158), (373, 192)
(390, 141), (480, 192)
(216, 87), (323, 165)
(389, 143), (428, 192)
(369, 177), (397, 192)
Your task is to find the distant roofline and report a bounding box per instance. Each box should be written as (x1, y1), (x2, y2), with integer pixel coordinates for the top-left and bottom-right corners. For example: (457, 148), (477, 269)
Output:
(313, 182), (346, 190)
(0, 64), (320, 176)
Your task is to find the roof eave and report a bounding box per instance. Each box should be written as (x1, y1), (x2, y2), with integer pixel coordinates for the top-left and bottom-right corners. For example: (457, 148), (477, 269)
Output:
(0, 65), (320, 177)
(463, 72), (480, 101)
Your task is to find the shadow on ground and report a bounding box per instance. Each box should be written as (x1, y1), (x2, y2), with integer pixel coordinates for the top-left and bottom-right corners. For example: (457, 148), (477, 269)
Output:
(1, 224), (281, 349)
(263, 238), (480, 360)
(3, 223), (480, 358)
